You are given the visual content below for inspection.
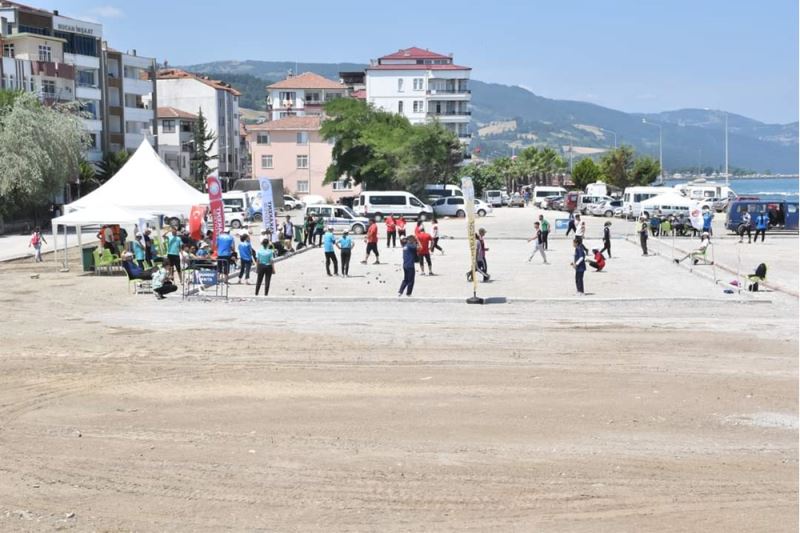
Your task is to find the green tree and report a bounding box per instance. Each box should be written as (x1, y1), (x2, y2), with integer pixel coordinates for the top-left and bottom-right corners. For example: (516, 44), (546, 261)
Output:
(631, 156), (661, 185)
(96, 149), (129, 182)
(571, 158), (603, 189)
(191, 108), (217, 187)
(321, 98), (462, 193)
(599, 145), (636, 188)
(0, 91), (89, 216)
(457, 162), (503, 196)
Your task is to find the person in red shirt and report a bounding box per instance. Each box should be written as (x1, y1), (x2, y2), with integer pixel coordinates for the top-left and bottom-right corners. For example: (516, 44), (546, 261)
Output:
(361, 219), (380, 264)
(416, 226), (433, 275)
(395, 216), (407, 239)
(589, 249), (606, 271)
(385, 215), (397, 248)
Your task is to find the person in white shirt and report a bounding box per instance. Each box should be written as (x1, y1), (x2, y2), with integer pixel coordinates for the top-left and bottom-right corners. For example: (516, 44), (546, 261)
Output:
(574, 214), (587, 252)
(431, 218), (444, 255)
(739, 211), (752, 243)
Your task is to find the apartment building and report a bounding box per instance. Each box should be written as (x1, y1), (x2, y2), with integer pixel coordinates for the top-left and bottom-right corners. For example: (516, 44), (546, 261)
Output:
(247, 115), (356, 201)
(266, 71), (346, 121)
(0, 2), (157, 162)
(102, 46), (157, 154)
(156, 107), (196, 180)
(365, 47), (471, 141)
(156, 68), (241, 186)
(0, 1), (105, 160)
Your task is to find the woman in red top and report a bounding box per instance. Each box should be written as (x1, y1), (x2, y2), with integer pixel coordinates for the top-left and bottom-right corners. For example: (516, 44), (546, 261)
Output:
(385, 216), (397, 248)
(589, 249), (606, 271)
(396, 216), (407, 239)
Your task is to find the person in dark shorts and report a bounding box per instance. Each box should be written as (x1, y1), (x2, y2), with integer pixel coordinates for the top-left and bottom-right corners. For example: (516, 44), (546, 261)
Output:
(361, 219), (380, 264)
(165, 227), (183, 284)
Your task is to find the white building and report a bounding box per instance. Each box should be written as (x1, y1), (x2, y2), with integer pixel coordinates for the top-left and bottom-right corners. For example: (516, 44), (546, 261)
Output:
(155, 68), (241, 186)
(266, 71), (347, 121)
(156, 107), (196, 180)
(0, 2), (105, 161)
(365, 47), (471, 141)
(103, 47), (157, 154)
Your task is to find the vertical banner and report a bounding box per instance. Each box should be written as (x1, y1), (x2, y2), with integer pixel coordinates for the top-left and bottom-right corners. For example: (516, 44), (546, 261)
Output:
(689, 202), (704, 231)
(259, 177), (277, 235)
(206, 175), (225, 250)
(188, 205), (206, 241)
(461, 176), (478, 298)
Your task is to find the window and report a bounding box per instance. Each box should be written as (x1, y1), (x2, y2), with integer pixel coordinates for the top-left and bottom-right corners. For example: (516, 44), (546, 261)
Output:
(38, 44), (52, 62)
(447, 198), (465, 205)
(369, 195), (405, 206)
(334, 208), (352, 218)
(413, 100), (424, 113)
(296, 131), (309, 145)
(77, 70), (95, 87)
(297, 181), (309, 193)
(305, 92), (321, 103)
(260, 155), (273, 169)
(398, 101), (404, 113)
(162, 119), (175, 133)
(332, 179), (352, 191)
(54, 31), (99, 57)
(409, 197), (424, 207)
(2, 44), (14, 58)
(123, 66), (143, 80)
(181, 121), (193, 133)
(41, 80), (56, 96)
(296, 155), (309, 169)
(397, 78), (404, 92)
(433, 198), (446, 206)
(413, 78), (424, 91)
(279, 91), (296, 104)
(256, 133), (270, 145)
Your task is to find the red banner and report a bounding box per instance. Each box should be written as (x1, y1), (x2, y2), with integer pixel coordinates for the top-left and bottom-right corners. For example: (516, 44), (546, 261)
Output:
(188, 204), (207, 242)
(206, 176), (224, 252)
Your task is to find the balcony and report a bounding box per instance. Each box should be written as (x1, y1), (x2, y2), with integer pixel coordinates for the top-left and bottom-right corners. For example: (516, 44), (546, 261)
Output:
(125, 106), (154, 122)
(81, 118), (103, 131)
(427, 88), (471, 95)
(122, 77), (153, 95)
(64, 53), (100, 69)
(76, 85), (101, 100)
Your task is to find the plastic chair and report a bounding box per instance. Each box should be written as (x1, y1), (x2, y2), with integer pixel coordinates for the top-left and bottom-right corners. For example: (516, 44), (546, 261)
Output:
(121, 261), (153, 294)
(747, 263), (767, 291)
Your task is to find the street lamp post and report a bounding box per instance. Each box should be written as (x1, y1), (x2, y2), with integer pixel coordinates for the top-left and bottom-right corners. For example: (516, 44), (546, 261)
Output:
(642, 118), (663, 183)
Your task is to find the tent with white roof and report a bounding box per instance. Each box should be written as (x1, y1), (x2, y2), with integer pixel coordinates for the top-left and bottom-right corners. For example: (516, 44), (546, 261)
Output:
(66, 138), (207, 214)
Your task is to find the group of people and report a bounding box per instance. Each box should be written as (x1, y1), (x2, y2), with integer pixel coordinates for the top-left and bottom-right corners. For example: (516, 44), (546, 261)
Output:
(737, 210), (770, 243)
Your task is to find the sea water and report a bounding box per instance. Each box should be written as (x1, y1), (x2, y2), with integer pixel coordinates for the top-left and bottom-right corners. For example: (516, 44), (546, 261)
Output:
(664, 177), (799, 202)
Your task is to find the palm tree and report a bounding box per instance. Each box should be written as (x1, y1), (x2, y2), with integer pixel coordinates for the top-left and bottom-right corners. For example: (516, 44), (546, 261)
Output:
(97, 150), (129, 183)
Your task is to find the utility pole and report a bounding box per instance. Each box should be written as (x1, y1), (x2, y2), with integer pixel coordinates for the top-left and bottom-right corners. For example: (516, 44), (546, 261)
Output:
(724, 112), (729, 186)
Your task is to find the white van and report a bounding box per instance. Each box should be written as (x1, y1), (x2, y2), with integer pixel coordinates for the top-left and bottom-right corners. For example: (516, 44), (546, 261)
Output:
(483, 189), (504, 207)
(622, 186), (670, 218)
(352, 191), (433, 221)
(532, 186), (567, 207)
(425, 184), (463, 201)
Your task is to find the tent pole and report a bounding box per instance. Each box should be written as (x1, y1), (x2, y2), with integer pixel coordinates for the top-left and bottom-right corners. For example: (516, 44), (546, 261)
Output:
(52, 221), (57, 267)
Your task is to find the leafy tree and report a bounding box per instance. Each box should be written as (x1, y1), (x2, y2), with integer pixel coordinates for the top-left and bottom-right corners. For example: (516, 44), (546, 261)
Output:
(631, 156), (661, 185)
(571, 158), (603, 189)
(191, 108), (217, 187)
(457, 162), (503, 196)
(599, 145), (636, 188)
(0, 91), (89, 216)
(97, 150), (129, 183)
(321, 98), (462, 193)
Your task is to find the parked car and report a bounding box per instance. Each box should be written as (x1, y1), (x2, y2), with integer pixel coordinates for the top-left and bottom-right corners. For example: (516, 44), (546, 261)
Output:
(352, 191), (433, 221)
(224, 207), (247, 230)
(303, 204), (369, 234)
(508, 193), (525, 207)
(578, 194), (614, 214)
(283, 195), (304, 210)
(432, 197), (493, 218)
(590, 199), (623, 217)
(483, 189), (504, 207)
(501, 192), (510, 206)
(542, 195), (563, 210)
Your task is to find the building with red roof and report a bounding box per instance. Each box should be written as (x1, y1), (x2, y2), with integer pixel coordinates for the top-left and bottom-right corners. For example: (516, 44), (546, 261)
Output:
(266, 71), (347, 121)
(366, 47), (471, 141)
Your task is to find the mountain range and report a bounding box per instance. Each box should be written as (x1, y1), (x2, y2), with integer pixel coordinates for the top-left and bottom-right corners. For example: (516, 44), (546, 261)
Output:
(183, 60), (799, 173)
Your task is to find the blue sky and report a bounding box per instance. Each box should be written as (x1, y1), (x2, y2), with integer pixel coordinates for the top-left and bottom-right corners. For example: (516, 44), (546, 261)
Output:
(36, 0), (798, 123)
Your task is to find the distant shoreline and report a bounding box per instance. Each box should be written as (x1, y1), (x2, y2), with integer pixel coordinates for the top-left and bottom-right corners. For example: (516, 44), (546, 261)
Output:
(667, 175), (799, 181)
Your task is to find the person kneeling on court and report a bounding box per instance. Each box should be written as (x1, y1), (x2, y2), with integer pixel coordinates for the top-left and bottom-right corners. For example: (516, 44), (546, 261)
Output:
(588, 249), (606, 272)
(151, 257), (178, 300)
(674, 232), (713, 265)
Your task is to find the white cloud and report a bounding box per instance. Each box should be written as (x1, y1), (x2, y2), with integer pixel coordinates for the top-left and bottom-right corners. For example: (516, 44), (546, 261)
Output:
(89, 5), (124, 19)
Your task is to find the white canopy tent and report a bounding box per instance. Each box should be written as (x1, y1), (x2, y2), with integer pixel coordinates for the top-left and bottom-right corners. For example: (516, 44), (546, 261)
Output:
(66, 138), (207, 214)
(51, 204), (156, 271)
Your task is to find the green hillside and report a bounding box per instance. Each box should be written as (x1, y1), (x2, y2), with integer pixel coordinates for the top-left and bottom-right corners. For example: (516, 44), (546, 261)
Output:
(183, 60), (799, 173)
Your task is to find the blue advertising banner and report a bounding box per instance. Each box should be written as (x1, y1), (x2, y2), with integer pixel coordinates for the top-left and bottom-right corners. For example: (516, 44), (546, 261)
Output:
(258, 177), (277, 235)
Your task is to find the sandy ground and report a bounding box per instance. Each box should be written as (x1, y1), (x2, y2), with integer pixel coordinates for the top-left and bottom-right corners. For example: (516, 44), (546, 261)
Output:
(0, 208), (797, 532)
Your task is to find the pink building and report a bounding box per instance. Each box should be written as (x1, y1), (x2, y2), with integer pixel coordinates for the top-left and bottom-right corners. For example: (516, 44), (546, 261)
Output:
(247, 115), (358, 201)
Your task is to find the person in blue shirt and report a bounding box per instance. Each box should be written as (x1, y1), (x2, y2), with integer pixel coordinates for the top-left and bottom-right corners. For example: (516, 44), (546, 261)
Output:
(236, 233), (254, 284)
(702, 210), (713, 236)
(255, 239), (275, 296)
(165, 228), (184, 284)
(322, 226), (339, 276)
(398, 235), (418, 297)
(216, 229), (235, 282)
(754, 211), (769, 243)
(131, 232), (147, 268)
(337, 230), (354, 277)
(571, 238), (586, 296)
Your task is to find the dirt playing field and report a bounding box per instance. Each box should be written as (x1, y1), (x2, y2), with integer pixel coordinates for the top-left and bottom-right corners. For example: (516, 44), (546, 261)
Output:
(0, 211), (797, 531)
